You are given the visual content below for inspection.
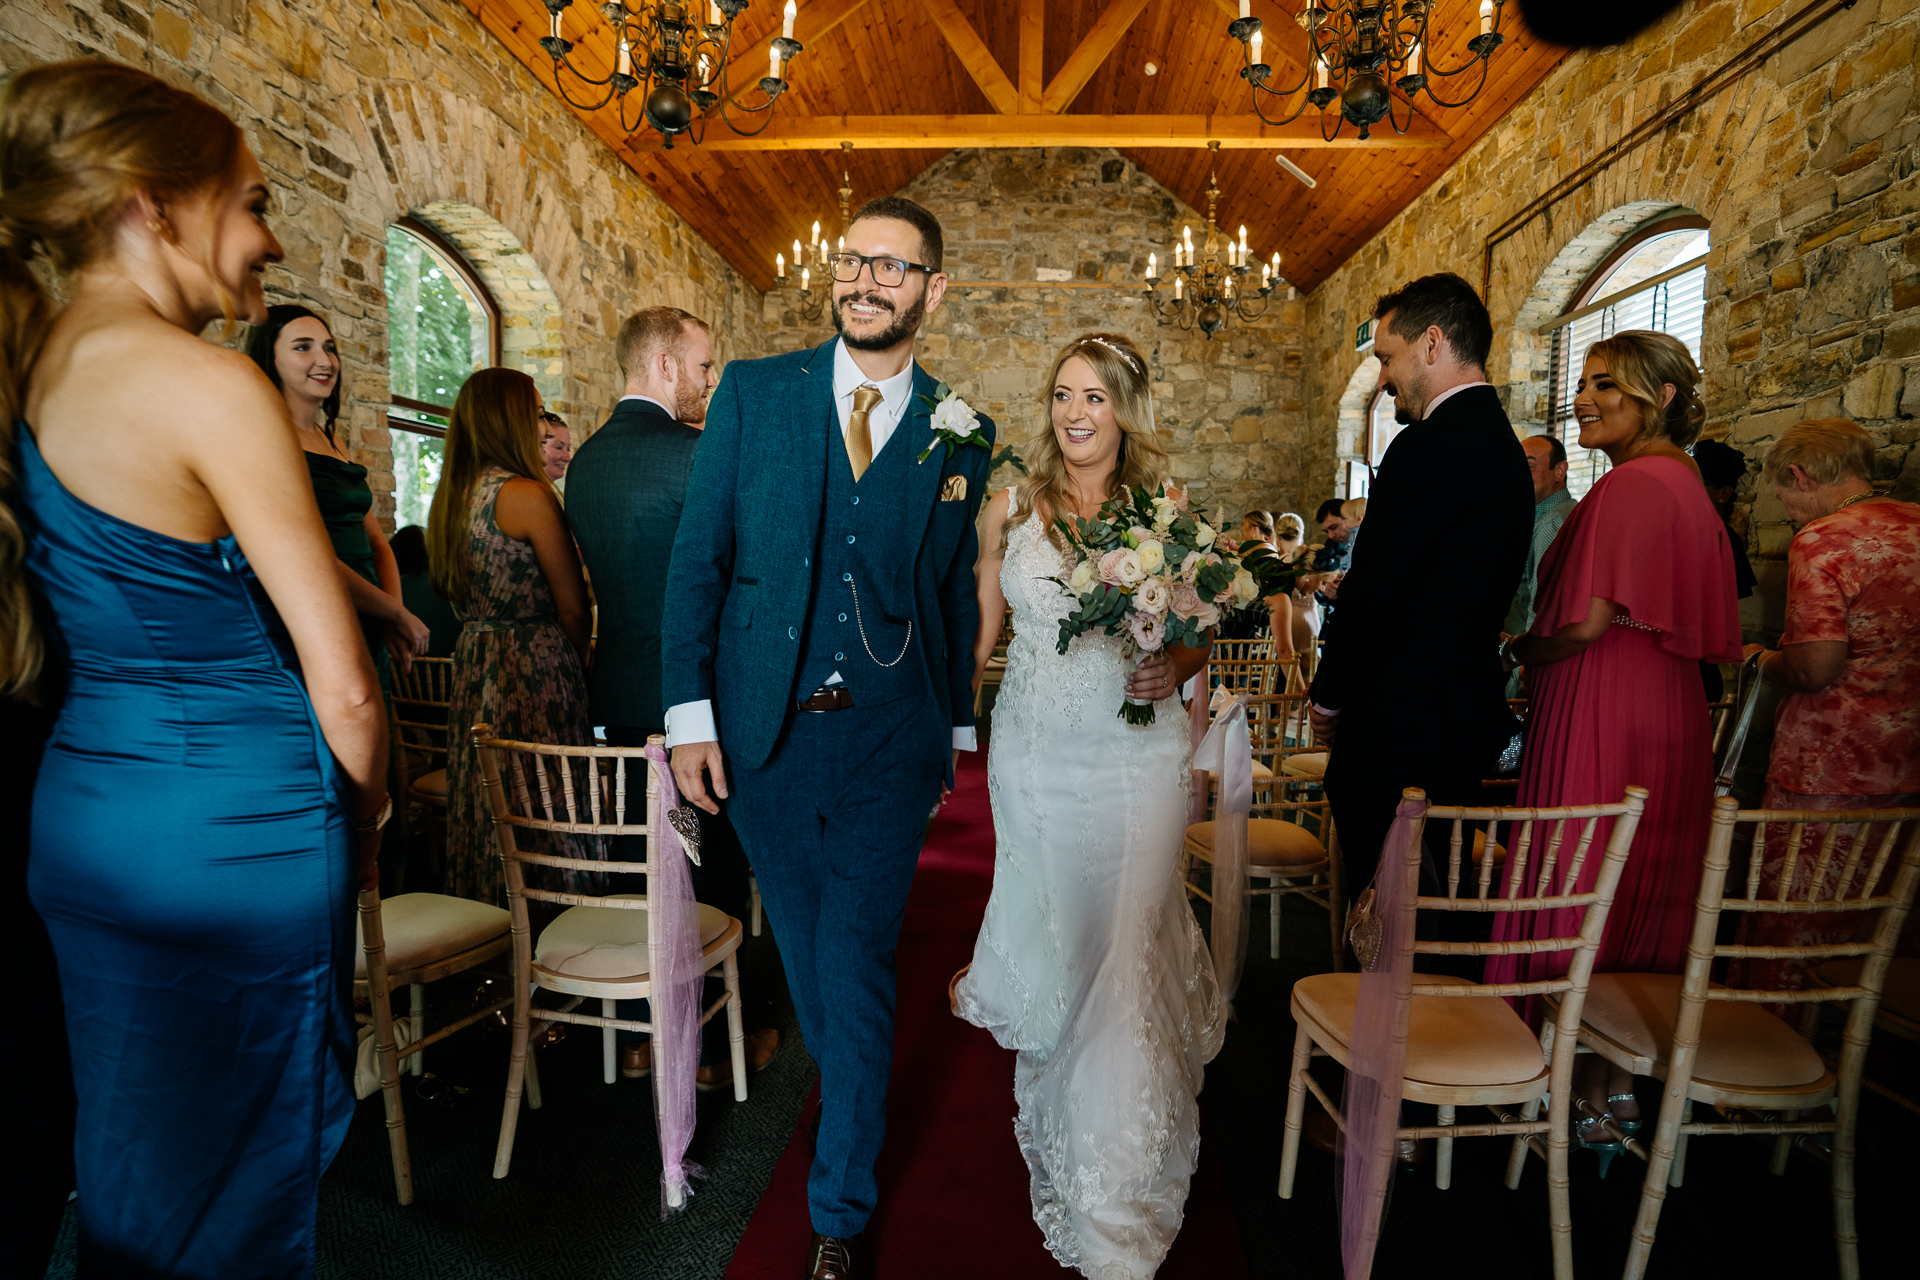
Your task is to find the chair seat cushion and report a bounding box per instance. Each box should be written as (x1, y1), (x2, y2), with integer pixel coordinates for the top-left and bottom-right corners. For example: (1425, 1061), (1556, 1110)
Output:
(1579, 973), (1827, 1089)
(1187, 818), (1327, 868)
(1281, 752), (1327, 779)
(356, 893), (509, 979)
(410, 768), (448, 805)
(1293, 972), (1545, 1087)
(1812, 956), (1918, 1026)
(535, 895), (733, 980)
(1207, 759), (1275, 782)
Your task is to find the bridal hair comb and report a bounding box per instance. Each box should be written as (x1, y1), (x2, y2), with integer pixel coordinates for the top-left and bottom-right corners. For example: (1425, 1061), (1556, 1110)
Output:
(1081, 335), (1144, 376)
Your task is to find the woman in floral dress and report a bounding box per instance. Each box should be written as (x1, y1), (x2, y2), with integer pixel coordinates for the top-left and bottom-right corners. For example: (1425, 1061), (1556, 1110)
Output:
(427, 368), (598, 905)
(1736, 419), (1920, 995)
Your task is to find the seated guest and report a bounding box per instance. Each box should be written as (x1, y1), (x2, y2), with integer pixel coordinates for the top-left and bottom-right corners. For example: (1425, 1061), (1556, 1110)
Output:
(566, 306), (779, 1090)
(247, 304), (430, 682)
(1492, 331), (1742, 1150)
(539, 409), (573, 483)
(429, 369), (599, 906)
(1504, 433), (1576, 695)
(1735, 419), (1920, 996)
(1275, 512), (1324, 675)
(389, 525), (460, 659)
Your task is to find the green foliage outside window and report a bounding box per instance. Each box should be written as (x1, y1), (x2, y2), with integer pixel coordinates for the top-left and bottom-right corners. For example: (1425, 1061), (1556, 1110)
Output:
(385, 225), (489, 530)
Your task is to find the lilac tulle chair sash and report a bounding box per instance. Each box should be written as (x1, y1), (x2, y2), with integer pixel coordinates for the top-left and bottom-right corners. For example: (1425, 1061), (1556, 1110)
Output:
(1337, 795), (1426, 1279)
(643, 744), (705, 1215)
(1193, 692), (1253, 1004)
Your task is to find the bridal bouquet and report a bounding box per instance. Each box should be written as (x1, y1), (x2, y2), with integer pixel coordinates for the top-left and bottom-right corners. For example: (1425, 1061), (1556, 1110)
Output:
(1051, 484), (1314, 725)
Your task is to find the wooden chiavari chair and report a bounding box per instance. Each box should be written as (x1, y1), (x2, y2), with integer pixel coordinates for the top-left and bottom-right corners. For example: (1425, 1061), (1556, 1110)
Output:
(1182, 793), (1344, 969)
(1551, 800), (1920, 1280)
(475, 728), (749, 1181)
(389, 655), (455, 825)
(1279, 786), (1649, 1280)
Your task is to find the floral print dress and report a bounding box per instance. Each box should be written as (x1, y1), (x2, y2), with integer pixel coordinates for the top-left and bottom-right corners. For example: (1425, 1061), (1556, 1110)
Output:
(444, 468), (601, 906)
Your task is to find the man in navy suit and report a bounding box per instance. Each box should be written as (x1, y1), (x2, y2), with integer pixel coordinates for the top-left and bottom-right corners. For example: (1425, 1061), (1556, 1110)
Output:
(567, 307), (777, 1089)
(662, 197), (994, 1280)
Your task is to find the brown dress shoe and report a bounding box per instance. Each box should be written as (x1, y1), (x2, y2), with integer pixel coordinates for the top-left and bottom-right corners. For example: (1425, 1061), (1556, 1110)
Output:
(806, 1231), (866, 1280)
(697, 1028), (782, 1092)
(620, 1044), (651, 1079)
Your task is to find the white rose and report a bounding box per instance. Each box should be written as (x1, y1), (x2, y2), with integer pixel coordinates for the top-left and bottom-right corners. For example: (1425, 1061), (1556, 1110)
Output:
(1135, 577), (1170, 612)
(1195, 522), (1217, 549)
(1068, 560), (1096, 593)
(1114, 548), (1147, 587)
(1137, 539), (1166, 575)
(1233, 567), (1259, 604)
(930, 397), (980, 437)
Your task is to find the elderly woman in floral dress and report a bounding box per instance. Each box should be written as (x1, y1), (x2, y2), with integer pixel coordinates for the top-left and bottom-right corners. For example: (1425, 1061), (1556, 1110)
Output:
(1735, 419), (1920, 996)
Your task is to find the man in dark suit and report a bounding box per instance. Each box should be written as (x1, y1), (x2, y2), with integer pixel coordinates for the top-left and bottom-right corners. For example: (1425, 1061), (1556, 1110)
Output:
(566, 306), (775, 1087)
(1309, 273), (1535, 897)
(663, 197), (994, 1280)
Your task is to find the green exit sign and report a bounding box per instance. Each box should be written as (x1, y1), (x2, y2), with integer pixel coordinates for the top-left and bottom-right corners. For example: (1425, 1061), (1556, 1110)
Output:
(1355, 318), (1375, 350)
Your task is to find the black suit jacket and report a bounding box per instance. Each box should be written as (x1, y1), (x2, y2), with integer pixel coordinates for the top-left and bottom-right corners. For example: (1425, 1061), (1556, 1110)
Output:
(566, 397), (702, 729)
(1309, 384), (1535, 774)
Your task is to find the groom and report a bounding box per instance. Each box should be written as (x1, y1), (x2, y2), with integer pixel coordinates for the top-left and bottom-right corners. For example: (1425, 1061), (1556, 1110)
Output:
(662, 196), (994, 1279)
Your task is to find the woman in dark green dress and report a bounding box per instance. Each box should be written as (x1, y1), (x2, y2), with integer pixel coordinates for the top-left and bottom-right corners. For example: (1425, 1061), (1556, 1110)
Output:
(248, 306), (430, 683)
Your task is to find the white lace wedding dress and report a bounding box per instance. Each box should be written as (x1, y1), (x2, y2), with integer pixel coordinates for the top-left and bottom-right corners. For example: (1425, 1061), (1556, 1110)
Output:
(955, 499), (1225, 1279)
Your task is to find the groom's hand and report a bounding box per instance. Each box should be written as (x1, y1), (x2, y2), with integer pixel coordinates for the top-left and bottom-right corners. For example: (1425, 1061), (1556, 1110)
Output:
(671, 742), (729, 815)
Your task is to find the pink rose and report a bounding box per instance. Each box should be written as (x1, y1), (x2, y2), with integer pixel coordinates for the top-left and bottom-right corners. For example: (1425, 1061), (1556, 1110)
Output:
(1169, 581), (1204, 620)
(1097, 548), (1131, 585)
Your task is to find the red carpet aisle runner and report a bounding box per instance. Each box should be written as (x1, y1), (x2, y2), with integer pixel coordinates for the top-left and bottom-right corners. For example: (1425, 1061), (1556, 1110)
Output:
(725, 751), (1251, 1279)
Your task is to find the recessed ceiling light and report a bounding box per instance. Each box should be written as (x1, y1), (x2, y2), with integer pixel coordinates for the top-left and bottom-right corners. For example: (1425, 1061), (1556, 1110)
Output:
(1144, 62), (1158, 75)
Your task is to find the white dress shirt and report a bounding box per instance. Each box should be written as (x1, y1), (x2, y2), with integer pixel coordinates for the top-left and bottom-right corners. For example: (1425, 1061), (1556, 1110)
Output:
(665, 339), (976, 752)
(619, 392), (675, 417)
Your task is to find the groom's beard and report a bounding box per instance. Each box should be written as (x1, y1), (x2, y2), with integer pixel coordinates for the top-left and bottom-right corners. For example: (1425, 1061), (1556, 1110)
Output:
(834, 287), (926, 351)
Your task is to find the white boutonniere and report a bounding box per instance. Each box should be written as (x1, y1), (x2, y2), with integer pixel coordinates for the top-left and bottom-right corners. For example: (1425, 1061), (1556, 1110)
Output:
(916, 382), (986, 464)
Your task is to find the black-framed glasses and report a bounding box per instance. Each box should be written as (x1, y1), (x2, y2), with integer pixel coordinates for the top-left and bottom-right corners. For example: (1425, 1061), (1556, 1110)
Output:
(827, 252), (936, 287)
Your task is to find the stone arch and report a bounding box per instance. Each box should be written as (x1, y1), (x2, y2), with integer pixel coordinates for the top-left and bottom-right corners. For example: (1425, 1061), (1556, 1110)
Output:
(1331, 358), (1379, 499)
(406, 201), (565, 408)
(1502, 200), (1699, 428)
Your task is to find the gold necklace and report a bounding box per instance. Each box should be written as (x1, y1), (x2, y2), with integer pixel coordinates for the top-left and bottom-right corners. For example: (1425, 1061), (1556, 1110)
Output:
(1834, 491), (1876, 512)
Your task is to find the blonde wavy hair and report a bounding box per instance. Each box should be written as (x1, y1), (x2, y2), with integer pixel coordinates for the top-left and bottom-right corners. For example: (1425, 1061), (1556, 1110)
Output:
(1275, 512), (1306, 543)
(1009, 332), (1170, 548)
(1584, 330), (1707, 450)
(0, 62), (246, 699)
(427, 368), (554, 605)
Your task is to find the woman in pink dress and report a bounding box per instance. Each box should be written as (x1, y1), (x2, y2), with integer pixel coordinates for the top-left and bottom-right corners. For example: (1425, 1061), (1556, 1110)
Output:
(1734, 419), (1920, 996)
(1490, 331), (1742, 1150)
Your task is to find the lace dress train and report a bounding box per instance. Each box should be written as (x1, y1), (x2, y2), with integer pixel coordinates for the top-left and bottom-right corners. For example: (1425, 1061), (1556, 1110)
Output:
(955, 504), (1224, 1279)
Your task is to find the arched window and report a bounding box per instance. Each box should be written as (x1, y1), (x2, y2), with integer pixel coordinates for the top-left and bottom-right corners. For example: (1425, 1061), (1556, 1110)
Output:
(1542, 215), (1710, 498)
(384, 218), (500, 529)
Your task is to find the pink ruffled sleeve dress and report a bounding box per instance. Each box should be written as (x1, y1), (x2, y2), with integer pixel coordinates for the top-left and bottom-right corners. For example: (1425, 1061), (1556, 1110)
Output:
(1486, 456), (1743, 1008)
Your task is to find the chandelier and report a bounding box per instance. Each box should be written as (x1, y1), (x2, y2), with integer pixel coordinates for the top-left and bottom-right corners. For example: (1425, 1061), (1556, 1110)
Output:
(773, 142), (854, 322)
(537, 0), (802, 149)
(1144, 143), (1280, 340)
(1228, 0), (1508, 141)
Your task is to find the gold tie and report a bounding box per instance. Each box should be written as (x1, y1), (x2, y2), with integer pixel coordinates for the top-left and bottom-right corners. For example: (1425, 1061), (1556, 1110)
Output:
(847, 384), (883, 482)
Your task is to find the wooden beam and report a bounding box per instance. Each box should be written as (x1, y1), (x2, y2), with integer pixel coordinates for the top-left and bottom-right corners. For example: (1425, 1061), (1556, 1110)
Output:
(1018, 0), (1044, 114)
(624, 113), (1452, 151)
(917, 0), (1019, 116)
(1041, 0), (1152, 114)
(724, 0), (878, 107)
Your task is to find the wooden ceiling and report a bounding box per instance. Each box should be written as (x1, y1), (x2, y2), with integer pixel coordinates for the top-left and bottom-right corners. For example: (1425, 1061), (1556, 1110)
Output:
(458, 0), (1567, 293)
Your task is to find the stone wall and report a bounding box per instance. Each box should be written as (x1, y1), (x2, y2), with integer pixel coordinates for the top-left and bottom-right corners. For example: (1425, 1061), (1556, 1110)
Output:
(1303, 0), (1919, 637)
(758, 148), (1311, 523)
(0, 0), (769, 522)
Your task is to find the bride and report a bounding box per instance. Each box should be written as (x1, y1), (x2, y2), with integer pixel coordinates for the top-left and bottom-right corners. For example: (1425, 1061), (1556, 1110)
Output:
(954, 332), (1224, 1278)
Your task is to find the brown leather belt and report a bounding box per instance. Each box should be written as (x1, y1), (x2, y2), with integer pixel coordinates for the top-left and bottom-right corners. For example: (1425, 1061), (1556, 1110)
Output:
(796, 686), (856, 713)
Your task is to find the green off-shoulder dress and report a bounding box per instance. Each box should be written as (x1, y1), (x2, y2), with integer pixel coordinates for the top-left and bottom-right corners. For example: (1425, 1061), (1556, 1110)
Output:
(305, 450), (391, 688)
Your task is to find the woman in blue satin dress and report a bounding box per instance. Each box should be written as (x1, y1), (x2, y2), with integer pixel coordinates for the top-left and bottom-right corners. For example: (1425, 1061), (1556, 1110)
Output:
(1, 64), (388, 1277)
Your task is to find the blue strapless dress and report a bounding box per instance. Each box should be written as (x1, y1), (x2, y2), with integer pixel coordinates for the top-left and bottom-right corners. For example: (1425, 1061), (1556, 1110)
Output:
(18, 426), (354, 1278)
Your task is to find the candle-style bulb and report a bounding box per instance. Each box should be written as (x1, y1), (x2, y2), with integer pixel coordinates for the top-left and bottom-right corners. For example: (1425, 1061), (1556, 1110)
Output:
(1408, 42), (1422, 76)
(1250, 30), (1262, 66)
(1174, 276), (1183, 300)
(838, 235), (844, 252)
(1148, 252), (1157, 277)
(1479, 0), (1494, 35)
(550, 11), (563, 39)
(1316, 58), (1330, 90)
(770, 48), (783, 79)
(801, 267), (810, 291)
(776, 252), (786, 278)
(1238, 0), (1250, 17)
(709, 2), (722, 25)
(793, 238), (803, 263)
(811, 220), (820, 242)
(617, 38), (632, 77)
(782, 0), (797, 38)
(1271, 251), (1281, 272)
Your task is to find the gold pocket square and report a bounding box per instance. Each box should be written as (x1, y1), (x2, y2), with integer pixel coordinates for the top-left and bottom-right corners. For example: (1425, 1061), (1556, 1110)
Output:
(939, 475), (968, 502)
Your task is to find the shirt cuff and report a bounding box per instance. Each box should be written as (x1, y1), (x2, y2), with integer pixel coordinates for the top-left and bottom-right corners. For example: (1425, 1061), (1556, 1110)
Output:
(953, 726), (978, 752)
(664, 700), (717, 747)
(1312, 702), (1340, 717)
